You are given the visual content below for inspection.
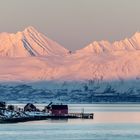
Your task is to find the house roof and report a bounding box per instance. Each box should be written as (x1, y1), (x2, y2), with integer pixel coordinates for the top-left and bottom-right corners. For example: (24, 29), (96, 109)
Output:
(51, 105), (68, 110)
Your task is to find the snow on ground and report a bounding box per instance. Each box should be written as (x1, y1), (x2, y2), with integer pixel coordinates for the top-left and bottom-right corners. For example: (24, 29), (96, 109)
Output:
(1, 27), (140, 102)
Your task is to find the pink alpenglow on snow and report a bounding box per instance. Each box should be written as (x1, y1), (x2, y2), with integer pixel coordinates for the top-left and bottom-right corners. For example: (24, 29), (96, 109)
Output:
(0, 26), (68, 57)
(0, 27), (140, 82)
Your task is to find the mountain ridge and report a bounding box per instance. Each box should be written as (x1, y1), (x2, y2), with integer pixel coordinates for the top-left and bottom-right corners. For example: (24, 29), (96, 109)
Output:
(76, 32), (140, 54)
(1, 27), (140, 102)
(0, 26), (140, 82)
(1, 26), (140, 56)
(0, 26), (69, 57)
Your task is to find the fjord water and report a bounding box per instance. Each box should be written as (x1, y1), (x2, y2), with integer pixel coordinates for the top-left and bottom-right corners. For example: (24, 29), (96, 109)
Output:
(0, 104), (140, 140)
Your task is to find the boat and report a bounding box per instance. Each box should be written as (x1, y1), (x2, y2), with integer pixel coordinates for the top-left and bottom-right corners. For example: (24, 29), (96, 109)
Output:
(0, 102), (94, 123)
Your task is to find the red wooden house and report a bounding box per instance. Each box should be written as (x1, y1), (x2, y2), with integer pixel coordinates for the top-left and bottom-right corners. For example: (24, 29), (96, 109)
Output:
(51, 105), (68, 116)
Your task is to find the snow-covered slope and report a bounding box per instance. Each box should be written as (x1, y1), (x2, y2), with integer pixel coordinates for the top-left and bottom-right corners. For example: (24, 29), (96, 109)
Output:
(76, 32), (140, 54)
(0, 26), (68, 57)
(0, 29), (140, 82)
(1, 28), (140, 101)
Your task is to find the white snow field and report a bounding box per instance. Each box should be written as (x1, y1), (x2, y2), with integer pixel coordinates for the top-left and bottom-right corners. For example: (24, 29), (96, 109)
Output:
(0, 27), (140, 100)
(0, 27), (140, 81)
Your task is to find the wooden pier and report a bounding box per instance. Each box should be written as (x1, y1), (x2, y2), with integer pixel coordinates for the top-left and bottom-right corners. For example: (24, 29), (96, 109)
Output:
(68, 113), (94, 119)
(0, 102), (94, 123)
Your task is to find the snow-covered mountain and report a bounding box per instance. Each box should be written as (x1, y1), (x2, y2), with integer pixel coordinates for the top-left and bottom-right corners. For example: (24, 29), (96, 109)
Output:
(0, 26), (68, 57)
(0, 28), (140, 82)
(1, 27), (140, 102)
(76, 32), (140, 54)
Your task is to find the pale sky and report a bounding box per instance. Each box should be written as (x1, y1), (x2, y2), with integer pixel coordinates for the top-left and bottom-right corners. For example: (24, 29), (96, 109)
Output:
(0, 0), (140, 51)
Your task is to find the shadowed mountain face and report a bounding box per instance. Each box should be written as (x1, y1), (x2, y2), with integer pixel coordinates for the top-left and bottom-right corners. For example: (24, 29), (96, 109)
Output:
(1, 79), (140, 103)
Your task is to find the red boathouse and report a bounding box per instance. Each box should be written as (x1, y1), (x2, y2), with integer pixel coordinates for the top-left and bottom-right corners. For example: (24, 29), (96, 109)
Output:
(51, 105), (68, 116)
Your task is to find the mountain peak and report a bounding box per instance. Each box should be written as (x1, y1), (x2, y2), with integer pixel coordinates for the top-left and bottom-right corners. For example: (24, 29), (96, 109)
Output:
(23, 26), (39, 34)
(25, 26), (36, 30)
(0, 26), (69, 57)
(132, 32), (140, 39)
(77, 31), (140, 54)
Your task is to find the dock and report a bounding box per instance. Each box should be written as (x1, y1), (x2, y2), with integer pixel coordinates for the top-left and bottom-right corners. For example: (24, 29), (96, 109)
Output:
(68, 113), (94, 119)
(0, 102), (94, 123)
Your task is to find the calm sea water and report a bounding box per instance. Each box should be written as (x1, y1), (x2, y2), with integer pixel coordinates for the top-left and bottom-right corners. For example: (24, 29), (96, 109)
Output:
(0, 104), (140, 140)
